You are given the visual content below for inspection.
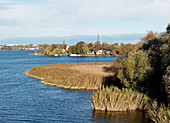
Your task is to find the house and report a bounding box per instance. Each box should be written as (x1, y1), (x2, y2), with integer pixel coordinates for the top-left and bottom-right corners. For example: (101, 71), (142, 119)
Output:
(63, 40), (69, 51)
(96, 50), (103, 55)
(87, 49), (95, 55)
(66, 44), (69, 51)
(105, 50), (111, 55)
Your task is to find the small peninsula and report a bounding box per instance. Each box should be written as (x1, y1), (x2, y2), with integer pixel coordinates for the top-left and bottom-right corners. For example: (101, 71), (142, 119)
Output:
(26, 62), (122, 90)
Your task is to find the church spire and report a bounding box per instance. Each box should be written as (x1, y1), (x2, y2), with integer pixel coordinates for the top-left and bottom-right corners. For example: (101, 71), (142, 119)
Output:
(97, 33), (100, 43)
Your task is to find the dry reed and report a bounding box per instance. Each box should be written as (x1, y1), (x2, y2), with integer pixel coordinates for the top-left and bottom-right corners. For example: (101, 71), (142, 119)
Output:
(91, 86), (151, 111)
(147, 102), (170, 123)
(27, 62), (117, 90)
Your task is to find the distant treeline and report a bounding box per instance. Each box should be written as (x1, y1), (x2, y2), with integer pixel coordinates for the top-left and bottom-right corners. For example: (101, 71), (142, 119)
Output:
(0, 44), (41, 50)
(40, 40), (143, 56)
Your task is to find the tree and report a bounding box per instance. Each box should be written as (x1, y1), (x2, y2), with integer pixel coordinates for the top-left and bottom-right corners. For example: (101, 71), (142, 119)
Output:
(52, 44), (62, 55)
(44, 46), (50, 56)
(68, 45), (77, 54)
(141, 31), (160, 43)
(88, 43), (94, 51)
(50, 44), (56, 52)
(76, 41), (88, 54)
(118, 43), (134, 58)
(40, 44), (49, 51)
(94, 42), (101, 52)
(162, 65), (170, 103)
(166, 23), (170, 34)
(118, 50), (153, 91)
(82, 43), (89, 54)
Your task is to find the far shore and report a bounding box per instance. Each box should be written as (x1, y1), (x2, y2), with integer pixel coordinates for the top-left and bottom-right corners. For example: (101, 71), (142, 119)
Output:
(29, 52), (117, 57)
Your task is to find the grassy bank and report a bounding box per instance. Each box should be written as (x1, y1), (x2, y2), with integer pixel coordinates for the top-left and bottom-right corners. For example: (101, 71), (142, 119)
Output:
(26, 62), (122, 90)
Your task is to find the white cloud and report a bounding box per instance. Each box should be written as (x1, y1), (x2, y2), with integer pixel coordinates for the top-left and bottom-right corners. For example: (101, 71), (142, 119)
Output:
(0, 0), (16, 5)
(0, 0), (169, 40)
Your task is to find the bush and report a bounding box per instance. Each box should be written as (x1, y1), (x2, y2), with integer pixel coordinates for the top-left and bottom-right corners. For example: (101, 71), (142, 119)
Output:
(117, 50), (153, 91)
(162, 65), (170, 103)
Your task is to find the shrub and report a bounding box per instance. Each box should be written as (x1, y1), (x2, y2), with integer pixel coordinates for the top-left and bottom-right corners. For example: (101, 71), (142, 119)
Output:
(117, 50), (153, 91)
(162, 65), (170, 103)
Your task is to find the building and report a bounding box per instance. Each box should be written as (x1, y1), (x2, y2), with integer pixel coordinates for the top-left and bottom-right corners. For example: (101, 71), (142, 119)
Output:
(97, 33), (100, 44)
(96, 50), (103, 55)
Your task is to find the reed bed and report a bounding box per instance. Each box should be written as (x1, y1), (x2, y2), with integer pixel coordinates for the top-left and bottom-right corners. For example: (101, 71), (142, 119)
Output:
(91, 86), (151, 111)
(147, 102), (170, 123)
(27, 62), (116, 90)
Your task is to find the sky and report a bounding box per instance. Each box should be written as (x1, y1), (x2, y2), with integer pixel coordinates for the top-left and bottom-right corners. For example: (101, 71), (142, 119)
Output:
(0, 0), (169, 45)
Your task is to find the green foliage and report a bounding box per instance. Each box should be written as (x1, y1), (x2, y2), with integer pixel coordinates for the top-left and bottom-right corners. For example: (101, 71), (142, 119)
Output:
(141, 32), (169, 102)
(118, 43), (134, 58)
(68, 45), (77, 54)
(162, 65), (170, 102)
(118, 50), (153, 90)
(88, 43), (94, 51)
(91, 86), (151, 111)
(76, 41), (89, 54)
(94, 42), (101, 52)
(166, 23), (170, 34)
(40, 44), (49, 51)
(82, 43), (89, 54)
(102, 43), (118, 51)
(161, 33), (170, 71)
(68, 41), (89, 55)
(148, 102), (170, 123)
(51, 44), (62, 55)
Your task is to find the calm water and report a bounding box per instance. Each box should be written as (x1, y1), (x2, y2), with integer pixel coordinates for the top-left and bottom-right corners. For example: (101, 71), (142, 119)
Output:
(0, 51), (148, 123)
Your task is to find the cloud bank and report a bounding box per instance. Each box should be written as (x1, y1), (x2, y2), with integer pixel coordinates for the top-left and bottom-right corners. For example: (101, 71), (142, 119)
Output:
(0, 0), (169, 43)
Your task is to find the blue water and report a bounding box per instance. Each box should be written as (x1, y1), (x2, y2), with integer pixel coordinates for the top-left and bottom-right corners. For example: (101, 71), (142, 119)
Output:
(0, 51), (148, 122)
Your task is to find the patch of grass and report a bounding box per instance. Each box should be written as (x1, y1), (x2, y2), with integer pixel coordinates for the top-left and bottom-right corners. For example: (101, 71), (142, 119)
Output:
(91, 86), (151, 111)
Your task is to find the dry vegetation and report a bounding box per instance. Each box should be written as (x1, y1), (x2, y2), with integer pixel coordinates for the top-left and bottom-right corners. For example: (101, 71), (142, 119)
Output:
(148, 102), (170, 123)
(91, 86), (151, 111)
(27, 62), (122, 90)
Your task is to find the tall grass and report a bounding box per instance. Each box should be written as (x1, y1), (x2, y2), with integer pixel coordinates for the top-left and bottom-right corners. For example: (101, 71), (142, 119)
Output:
(91, 86), (150, 111)
(27, 62), (117, 90)
(147, 102), (170, 123)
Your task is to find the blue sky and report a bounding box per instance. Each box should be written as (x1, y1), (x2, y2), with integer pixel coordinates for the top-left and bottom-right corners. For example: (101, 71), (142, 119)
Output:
(0, 0), (169, 44)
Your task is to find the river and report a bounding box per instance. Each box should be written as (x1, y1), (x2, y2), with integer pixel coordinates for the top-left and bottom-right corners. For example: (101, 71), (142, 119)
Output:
(0, 51), (149, 122)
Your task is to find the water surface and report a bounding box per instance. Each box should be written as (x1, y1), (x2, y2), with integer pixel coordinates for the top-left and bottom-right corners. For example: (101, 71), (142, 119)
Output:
(0, 51), (148, 122)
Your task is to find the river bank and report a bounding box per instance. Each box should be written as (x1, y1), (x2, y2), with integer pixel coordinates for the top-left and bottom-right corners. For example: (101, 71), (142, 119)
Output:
(26, 62), (122, 90)
(29, 52), (117, 57)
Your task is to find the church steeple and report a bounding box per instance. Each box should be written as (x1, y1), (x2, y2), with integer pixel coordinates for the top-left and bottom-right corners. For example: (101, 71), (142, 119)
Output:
(97, 33), (100, 43)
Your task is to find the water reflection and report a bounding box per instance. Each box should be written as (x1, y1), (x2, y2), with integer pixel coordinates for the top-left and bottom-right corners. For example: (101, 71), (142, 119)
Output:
(92, 110), (149, 123)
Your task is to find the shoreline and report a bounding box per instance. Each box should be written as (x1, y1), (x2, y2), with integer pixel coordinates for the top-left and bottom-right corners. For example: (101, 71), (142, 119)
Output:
(29, 53), (118, 57)
(26, 72), (98, 90)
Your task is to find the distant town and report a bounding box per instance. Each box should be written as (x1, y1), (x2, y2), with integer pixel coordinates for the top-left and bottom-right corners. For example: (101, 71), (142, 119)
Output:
(0, 44), (41, 51)
(0, 34), (142, 57)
